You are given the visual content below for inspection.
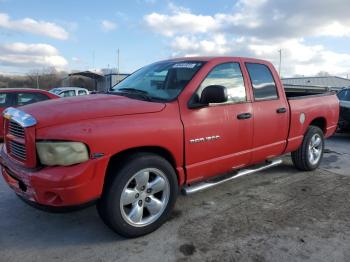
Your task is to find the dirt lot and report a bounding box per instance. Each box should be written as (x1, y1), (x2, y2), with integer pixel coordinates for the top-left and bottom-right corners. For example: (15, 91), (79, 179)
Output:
(1, 133), (350, 262)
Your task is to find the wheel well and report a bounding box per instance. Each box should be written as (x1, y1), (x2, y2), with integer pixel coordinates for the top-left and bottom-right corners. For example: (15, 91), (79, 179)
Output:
(103, 146), (178, 191)
(310, 117), (326, 134)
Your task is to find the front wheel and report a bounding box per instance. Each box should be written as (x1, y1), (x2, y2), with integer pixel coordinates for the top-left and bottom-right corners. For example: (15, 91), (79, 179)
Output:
(97, 153), (178, 238)
(291, 126), (324, 171)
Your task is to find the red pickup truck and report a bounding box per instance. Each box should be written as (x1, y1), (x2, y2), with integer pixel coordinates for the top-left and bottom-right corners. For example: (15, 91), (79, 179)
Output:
(0, 57), (339, 237)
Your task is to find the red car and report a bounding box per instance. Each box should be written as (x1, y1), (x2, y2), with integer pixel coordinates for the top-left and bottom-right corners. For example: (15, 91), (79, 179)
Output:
(0, 57), (339, 237)
(0, 88), (58, 141)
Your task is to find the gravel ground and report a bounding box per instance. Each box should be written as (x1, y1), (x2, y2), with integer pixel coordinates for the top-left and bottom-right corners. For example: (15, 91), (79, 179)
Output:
(0, 133), (350, 262)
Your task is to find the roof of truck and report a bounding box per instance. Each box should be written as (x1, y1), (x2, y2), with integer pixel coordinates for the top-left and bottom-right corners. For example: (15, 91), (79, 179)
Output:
(164, 56), (267, 62)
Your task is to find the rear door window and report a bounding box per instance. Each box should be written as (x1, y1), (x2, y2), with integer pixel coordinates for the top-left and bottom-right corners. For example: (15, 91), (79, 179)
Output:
(246, 63), (278, 101)
(78, 90), (87, 95)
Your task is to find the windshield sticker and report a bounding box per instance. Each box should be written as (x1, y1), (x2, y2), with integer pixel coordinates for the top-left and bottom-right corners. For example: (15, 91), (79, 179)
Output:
(173, 63), (198, 69)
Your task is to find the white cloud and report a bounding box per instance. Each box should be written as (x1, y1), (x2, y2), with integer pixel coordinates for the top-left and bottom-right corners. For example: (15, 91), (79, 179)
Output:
(101, 20), (117, 32)
(0, 42), (68, 69)
(0, 13), (69, 40)
(171, 34), (231, 56)
(144, 0), (350, 76)
(144, 12), (218, 37)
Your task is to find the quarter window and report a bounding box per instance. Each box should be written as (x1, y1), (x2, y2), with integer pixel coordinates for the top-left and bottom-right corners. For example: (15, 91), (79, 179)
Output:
(196, 63), (247, 104)
(246, 63), (278, 101)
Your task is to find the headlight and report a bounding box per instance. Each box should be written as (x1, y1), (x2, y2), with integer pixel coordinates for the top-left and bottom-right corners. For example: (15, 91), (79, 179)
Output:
(36, 141), (89, 166)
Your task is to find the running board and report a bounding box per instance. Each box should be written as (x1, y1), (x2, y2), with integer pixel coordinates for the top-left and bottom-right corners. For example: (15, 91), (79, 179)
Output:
(182, 159), (283, 195)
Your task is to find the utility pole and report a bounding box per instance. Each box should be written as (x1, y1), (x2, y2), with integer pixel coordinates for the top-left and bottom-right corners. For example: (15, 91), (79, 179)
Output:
(92, 50), (95, 72)
(278, 49), (282, 77)
(36, 71), (40, 89)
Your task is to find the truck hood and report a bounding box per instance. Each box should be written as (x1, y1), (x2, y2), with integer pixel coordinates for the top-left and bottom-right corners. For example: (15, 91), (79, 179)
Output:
(21, 94), (166, 128)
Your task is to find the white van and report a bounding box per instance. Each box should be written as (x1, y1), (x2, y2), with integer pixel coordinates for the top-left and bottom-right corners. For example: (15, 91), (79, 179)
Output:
(49, 87), (90, 97)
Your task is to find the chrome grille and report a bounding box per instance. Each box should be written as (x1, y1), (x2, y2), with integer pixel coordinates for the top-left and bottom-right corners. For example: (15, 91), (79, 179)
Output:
(8, 140), (26, 161)
(8, 120), (25, 139)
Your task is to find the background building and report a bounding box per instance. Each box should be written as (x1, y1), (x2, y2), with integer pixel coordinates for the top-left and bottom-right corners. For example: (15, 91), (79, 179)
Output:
(282, 76), (350, 91)
(68, 71), (129, 92)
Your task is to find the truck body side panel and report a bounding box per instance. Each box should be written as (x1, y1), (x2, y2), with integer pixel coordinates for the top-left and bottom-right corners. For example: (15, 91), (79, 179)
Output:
(284, 94), (339, 153)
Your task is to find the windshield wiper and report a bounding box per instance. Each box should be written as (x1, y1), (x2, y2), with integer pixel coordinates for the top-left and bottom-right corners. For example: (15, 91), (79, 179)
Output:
(111, 87), (167, 102)
(114, 88), (153, 101)
(118, 88), (148, 94)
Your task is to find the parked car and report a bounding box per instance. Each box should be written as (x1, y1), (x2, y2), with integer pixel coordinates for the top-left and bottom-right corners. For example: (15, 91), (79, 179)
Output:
(337, 87), (350, 131)
(0, 57), (339, 237)
(0, 88), (58, 141)
(49, 87), (89, 97)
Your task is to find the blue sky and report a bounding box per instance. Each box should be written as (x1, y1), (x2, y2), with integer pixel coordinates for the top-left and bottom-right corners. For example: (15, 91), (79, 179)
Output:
(1, 0), (350, 77)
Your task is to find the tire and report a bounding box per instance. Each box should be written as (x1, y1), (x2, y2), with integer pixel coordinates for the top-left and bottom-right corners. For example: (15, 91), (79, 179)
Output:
(291, 126), (324, 171)
(97, 153), (178, 238)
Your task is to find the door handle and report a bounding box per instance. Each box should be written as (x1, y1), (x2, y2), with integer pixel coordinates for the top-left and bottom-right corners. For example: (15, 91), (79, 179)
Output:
(237, 113), (252, 120)
(276, 107), (287, 114)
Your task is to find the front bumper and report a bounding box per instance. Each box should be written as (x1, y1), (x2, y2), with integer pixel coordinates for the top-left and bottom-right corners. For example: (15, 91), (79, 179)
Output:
(0, 145), (109, 208)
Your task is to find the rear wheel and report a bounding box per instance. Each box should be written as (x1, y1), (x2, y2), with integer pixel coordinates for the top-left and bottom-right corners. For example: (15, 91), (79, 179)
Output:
(291, 126), (324, 171)
(97, 153), (178, 238)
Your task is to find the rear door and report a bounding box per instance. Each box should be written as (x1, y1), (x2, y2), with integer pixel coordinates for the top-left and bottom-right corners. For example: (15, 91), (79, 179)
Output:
(244, 62), (289, 163)
(181, 61), (254, 183)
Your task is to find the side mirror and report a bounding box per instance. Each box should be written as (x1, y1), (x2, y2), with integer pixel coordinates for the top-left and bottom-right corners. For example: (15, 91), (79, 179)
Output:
(200, 85), (228, 104)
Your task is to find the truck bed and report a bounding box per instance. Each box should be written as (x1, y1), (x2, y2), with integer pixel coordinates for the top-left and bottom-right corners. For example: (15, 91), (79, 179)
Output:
(283, 84), (332, 99)
(284, 92), (339, 154)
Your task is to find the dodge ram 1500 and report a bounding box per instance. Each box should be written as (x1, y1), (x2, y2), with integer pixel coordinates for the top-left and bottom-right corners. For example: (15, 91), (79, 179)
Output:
(0, 57), (339, 237)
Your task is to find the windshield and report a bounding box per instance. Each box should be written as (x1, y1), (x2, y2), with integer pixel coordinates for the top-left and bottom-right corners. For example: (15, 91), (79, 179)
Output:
(50, 88), (62, 95)
(111, 61), (204, 101)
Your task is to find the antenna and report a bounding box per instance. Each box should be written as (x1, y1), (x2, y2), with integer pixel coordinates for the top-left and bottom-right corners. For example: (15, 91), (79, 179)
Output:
(278, 49), (282, 76)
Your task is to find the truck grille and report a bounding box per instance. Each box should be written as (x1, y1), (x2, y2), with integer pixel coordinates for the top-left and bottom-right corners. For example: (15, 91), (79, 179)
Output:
(8, 120), (25, 139)
(3, 108), (37, 167)
(8, 140), (26, 161)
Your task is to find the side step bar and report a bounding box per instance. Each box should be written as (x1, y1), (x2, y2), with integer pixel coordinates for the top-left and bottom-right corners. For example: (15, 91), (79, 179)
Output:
(182, 159), (283, 195)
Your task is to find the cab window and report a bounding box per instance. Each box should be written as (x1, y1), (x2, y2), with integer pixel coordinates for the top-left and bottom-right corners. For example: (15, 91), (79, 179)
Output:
(78, 90), (87, 95)
(246, 63), (278, 101)
(196, 62), (247, 104)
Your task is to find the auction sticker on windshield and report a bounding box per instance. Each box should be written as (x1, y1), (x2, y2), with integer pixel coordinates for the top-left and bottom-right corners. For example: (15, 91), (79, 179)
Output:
(172, 63), (198, 68)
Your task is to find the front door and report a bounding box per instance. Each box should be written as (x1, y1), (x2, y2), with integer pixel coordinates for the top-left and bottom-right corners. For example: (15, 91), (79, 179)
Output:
(180, 62), (254, 183)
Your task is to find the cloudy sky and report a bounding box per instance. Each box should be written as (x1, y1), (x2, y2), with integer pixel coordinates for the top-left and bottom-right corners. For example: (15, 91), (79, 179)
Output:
(1, 0), (350, 77)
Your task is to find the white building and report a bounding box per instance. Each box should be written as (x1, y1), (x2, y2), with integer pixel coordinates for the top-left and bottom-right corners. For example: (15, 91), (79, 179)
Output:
(282, 76), (350, 91)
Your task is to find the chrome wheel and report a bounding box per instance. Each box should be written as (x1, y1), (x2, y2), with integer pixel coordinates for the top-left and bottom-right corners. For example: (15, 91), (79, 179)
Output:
(308, 133), (323, 166)
(120, 168), (170, 227)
